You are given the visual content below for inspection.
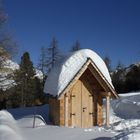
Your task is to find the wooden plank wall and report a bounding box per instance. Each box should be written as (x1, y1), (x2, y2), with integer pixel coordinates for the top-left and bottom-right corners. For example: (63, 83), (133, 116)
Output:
(97, 94), (103, 126)
(68, 91), (72, 126)
(49, 97), (60, 125)
(60, 96), (65, 126)
(49, 94), (72, 127)
(59, 92), (73, 127)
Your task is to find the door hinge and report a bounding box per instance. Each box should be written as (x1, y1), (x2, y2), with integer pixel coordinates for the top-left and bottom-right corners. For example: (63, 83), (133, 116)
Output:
(89, 95), (93, 97)
(83, 107), (87, 112)
(70, 113), (76, 116)
(71, 95), (76, 98)
(89, 112), (94, 115)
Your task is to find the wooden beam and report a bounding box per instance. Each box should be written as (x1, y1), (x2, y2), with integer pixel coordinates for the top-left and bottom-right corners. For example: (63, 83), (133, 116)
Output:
(88, 64), (108, 91)
(100, 92), (111, 97)
(88, 62), (119, 99)
(64, 93), (69, 127)
(106, 96), (110, 127)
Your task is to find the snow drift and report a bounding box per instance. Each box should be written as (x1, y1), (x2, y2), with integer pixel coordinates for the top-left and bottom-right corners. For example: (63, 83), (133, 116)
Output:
(0, 110), (23, 140)
(4, 92), (140, 140)
(44, 49), (113, 96)
(108, 92), (140, 133)
(111, 92), (140, 119)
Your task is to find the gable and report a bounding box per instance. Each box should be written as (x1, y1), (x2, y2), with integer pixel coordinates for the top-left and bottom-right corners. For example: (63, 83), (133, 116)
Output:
(59, 59), (118, 99)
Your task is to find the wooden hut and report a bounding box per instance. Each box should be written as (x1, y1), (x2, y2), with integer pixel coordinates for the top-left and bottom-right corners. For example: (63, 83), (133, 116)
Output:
(44, 49), (119, 128)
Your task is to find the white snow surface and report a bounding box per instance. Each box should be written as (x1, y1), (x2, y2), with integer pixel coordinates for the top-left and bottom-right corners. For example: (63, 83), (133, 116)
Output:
(119, 92), (140, 97)
(3, 92), (140, 140)
(35, 69), (43, 79)
(17, 115), (46, 128)
(44, 49), (113, 96)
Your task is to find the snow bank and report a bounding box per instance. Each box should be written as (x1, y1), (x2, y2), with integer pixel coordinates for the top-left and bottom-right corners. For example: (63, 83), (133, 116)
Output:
(0, 110), (23, 140)
(44, 49), (113, 96)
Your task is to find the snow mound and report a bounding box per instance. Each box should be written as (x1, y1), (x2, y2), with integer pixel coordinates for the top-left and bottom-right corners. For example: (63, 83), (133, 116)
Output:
(103, 92), (140, 140)
(0, 110), (23, 140)
(8, 104), (49, 123)
(44, 49), (113, 96)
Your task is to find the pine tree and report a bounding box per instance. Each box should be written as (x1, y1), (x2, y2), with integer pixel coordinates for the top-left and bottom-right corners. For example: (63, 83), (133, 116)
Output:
(46, 37), (61, 72)
(125, 65), (140, 92)
(32, 77), (44, 105)
(71, 40), (81, 52)
(38, 46), (48, 80)
(104, 56), (111, 72)
(14, 52), (36, 107)
(20, 52), (35, 78)
(111, 61), (126, 93)
(116, 60), (124, 70)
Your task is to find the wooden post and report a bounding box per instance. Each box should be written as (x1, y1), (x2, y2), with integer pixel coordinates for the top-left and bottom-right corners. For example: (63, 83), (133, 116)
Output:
(106, 95), (110, 127)
(64, 94), (68, 127)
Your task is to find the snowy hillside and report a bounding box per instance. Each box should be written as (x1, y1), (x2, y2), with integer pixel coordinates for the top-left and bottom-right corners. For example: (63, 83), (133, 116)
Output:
(112, 61), (140, 81)
(2, 59), (19, 70)
(0, 59), (43, 90)
(0, 92), (140, 140)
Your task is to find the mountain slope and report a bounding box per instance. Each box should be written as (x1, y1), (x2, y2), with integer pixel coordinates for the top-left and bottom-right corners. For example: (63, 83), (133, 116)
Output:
(0, 59), (43, 91)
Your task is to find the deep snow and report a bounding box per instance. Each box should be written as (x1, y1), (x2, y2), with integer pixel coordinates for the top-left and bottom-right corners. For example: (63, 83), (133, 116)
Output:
(0, 110), (22, 140)
(1, 92), (140, 140)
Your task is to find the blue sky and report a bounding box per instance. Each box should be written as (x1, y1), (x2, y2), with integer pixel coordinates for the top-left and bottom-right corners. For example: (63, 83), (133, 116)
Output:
(4, 0), (140, 68)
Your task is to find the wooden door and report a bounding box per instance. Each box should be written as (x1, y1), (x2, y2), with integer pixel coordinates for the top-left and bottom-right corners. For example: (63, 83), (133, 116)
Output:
(71, 80), (82, 127)
(81, 83), (89, 128)
(71, 80), (94, 128)
(81, 82), (93, 128)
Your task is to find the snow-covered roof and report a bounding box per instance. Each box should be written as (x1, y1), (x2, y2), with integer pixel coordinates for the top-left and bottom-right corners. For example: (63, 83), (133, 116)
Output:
(44, 49), (113, 97)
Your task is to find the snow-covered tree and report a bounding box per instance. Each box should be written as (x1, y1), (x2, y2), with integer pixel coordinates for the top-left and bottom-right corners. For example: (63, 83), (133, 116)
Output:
(38, 46), (48, 79)
(0, 2), (17, 68)
(0, 2), (17, 102)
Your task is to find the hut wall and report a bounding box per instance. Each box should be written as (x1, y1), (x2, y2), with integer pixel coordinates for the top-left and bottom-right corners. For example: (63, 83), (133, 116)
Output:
(68, 92), (72, 126)
(49, 97), (60, 125)
(59, 96), (65, 126)
(97, 94), (103, 126)
(59, 93), (72, 127)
